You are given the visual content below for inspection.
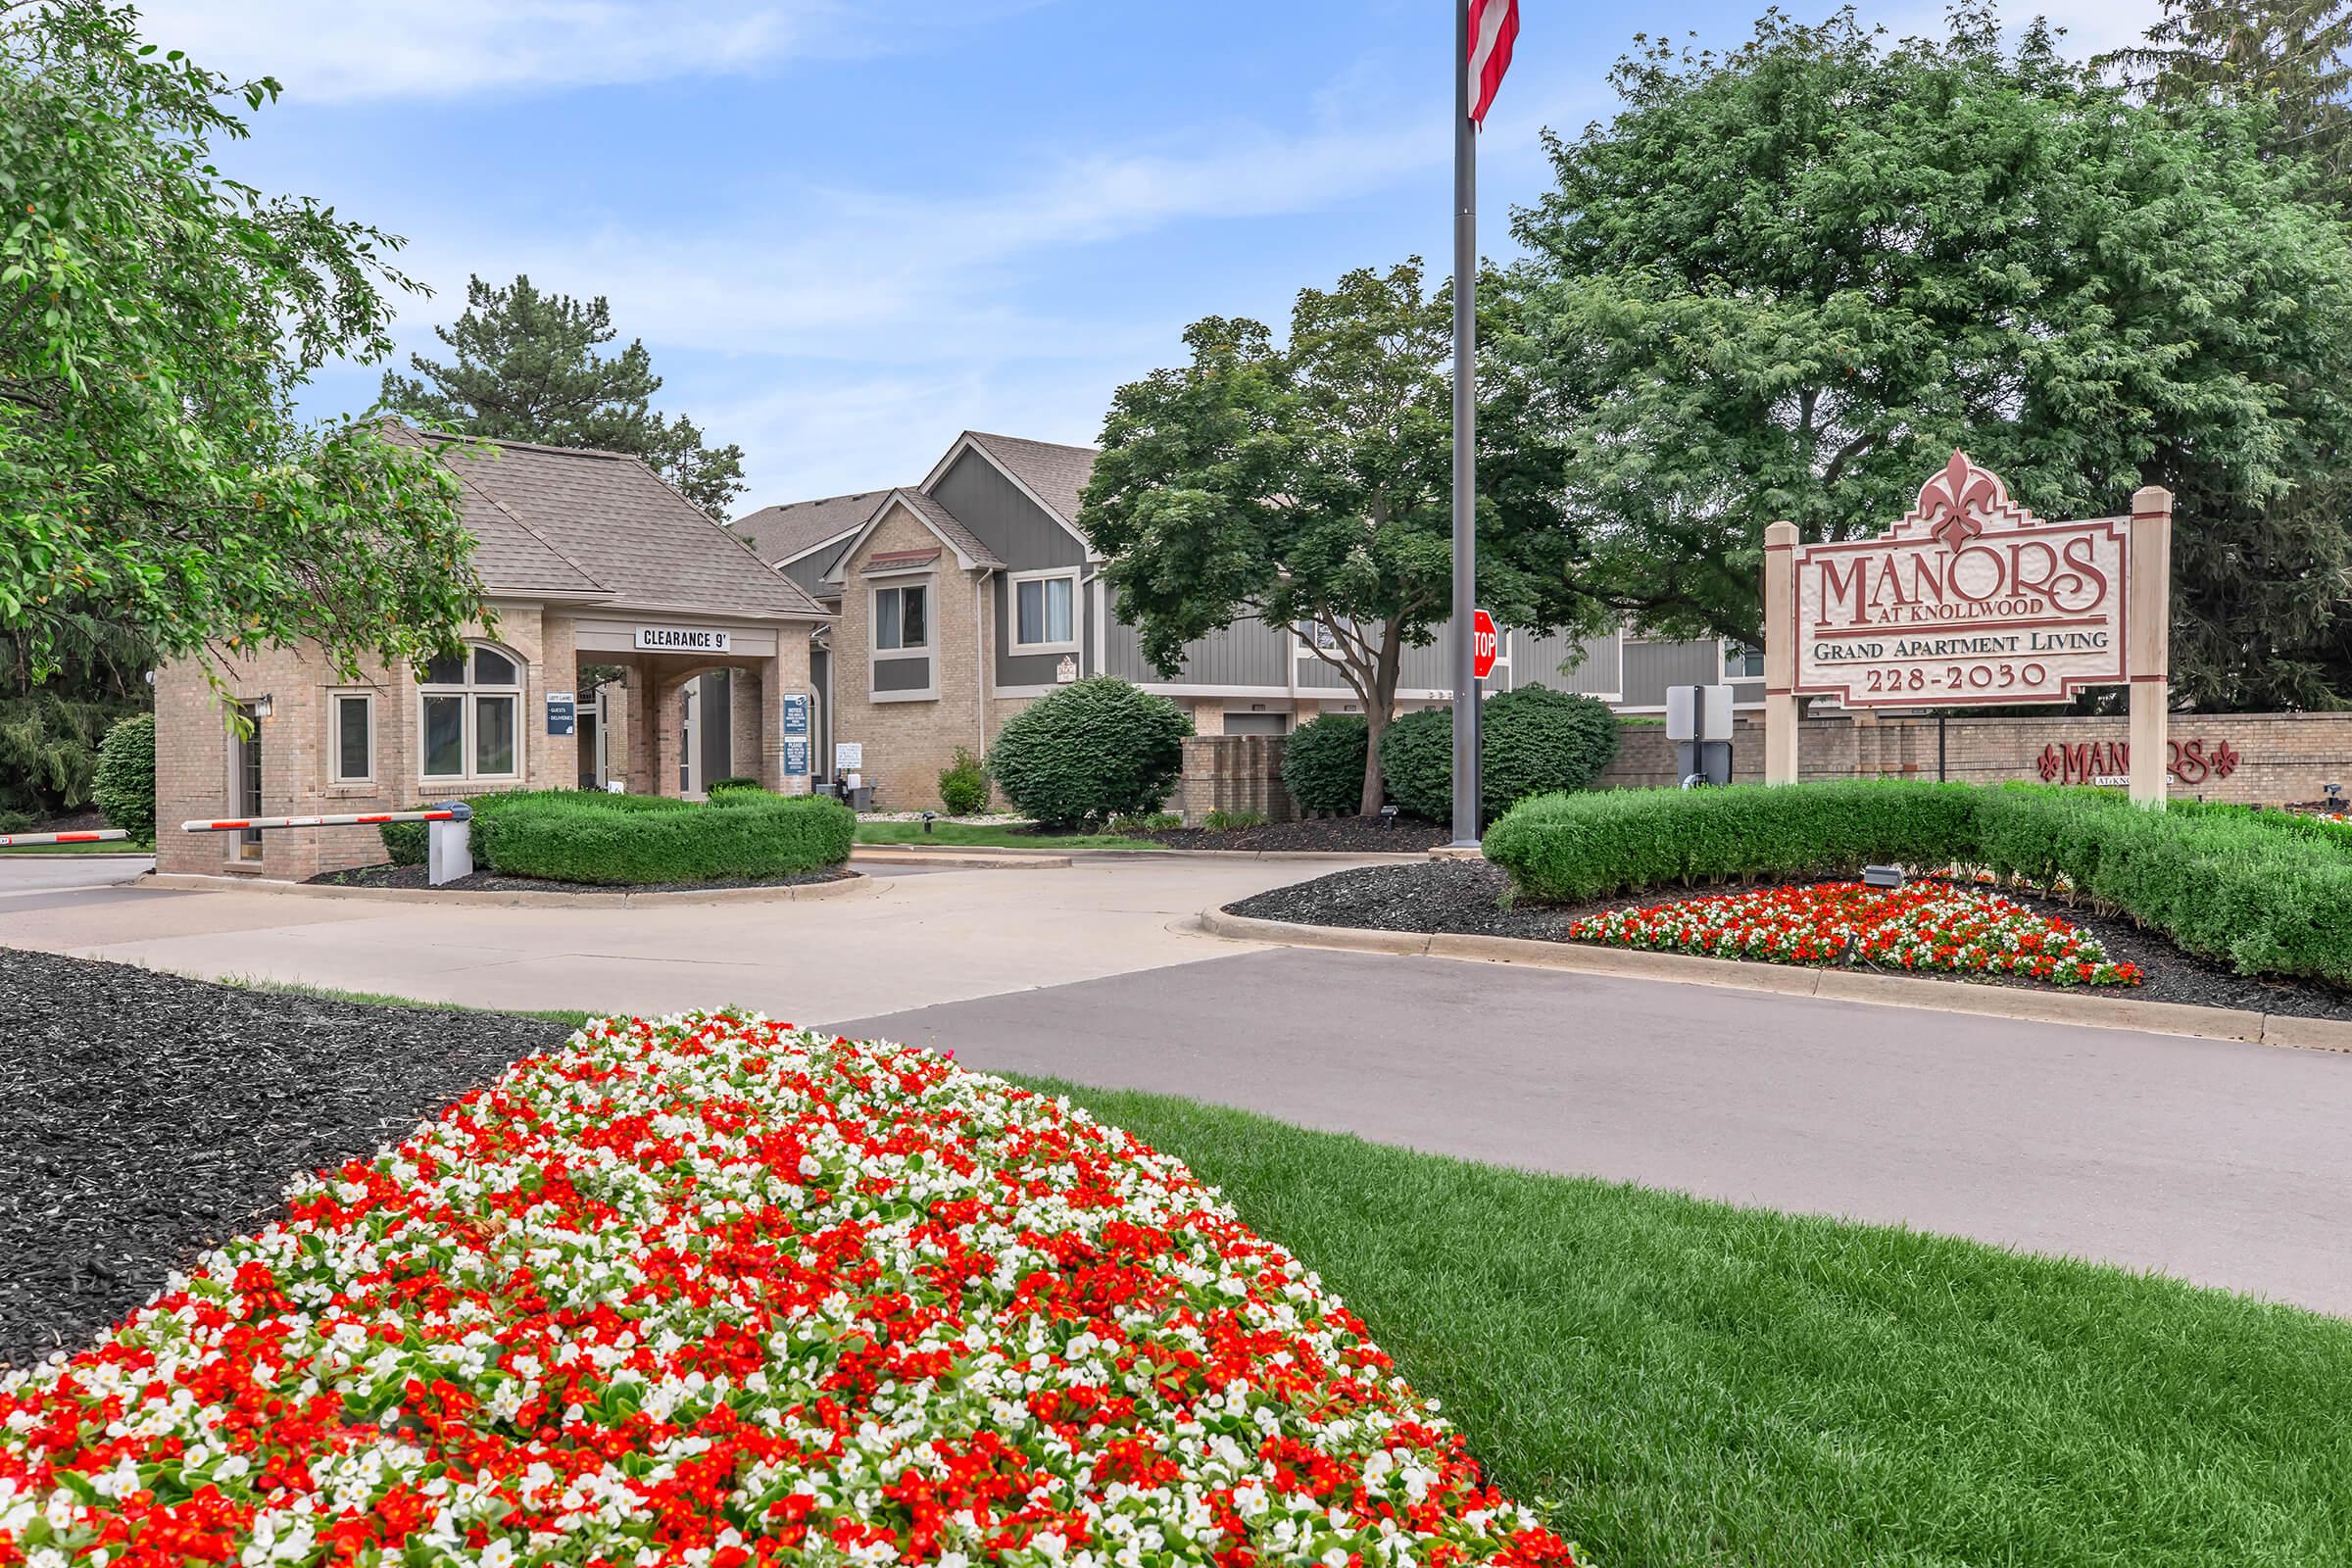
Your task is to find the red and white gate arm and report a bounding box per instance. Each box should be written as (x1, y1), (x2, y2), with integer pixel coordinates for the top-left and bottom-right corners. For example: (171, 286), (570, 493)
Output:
(0, 828), (130, 847)
(179, 806), (472, 833)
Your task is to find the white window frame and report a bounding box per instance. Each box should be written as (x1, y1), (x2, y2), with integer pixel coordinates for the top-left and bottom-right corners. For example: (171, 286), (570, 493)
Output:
(417, 641), (526, 785)
(1008, 567), (1081, 654)
(869, 577), (938, 703)
(327, 690), (376, 785)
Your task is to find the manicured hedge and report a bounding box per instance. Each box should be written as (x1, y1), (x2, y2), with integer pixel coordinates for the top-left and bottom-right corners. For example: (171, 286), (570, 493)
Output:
(92, 712), (157, 843)
(380, 788), (853, 885)
(478, 792), (854, 885)
(1483, 781), (2352, 987)
(987, 676), (1190, 828)
(1281, 714), (1370, 814)
(1380, 687), (1622, 824)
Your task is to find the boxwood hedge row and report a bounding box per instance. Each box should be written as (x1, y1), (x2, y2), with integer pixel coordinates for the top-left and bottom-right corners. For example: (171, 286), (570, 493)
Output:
(1482, 781), (2352, 986)
(381, 788), (854, 885)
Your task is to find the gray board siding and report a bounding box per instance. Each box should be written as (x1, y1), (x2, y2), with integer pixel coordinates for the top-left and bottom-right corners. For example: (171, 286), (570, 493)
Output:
(780, 549), (843, 601)
(1105, 614), (1293, 689)
(931, 451), (1086, 570)
(874, 657), (931, 694)
(1623, 639), (1724, 707)
(1511, 630), (1621, 697)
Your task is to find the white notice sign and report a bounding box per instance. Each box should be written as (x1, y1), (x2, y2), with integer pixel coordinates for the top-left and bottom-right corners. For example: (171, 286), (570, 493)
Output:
(833, 741), (863, 771)
(634, 626), (732, 654)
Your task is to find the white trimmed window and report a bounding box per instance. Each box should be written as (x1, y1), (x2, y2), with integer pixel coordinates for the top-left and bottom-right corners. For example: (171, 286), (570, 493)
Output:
(419, 643), (523, 782)
(329, 691), (374, 784)
(1010, 569), (1079, 652)
(869, 579), (936, 701)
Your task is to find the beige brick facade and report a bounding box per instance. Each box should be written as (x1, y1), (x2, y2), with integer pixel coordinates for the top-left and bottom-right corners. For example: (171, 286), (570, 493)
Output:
(830, 503), (994, 809)
(156, 603), (576, 880)
(157, 603), (820, 879)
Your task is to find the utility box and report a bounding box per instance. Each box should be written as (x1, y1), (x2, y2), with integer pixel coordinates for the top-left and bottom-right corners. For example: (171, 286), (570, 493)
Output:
(1667, 683), (1736, 786)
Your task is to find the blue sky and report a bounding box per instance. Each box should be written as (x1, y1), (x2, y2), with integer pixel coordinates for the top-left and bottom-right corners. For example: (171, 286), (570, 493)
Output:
(136, 0), (2158, 513)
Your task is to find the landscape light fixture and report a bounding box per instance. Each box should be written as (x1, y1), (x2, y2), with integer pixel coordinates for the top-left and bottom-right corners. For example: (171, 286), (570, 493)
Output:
(1863, 863), (1905, 889)
(1380, 805), (1399, 830)
(921, 809), (938, 835)
(2327, 783), (2346, 815)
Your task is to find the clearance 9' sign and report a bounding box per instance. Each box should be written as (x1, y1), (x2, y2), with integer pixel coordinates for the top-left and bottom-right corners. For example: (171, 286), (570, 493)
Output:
(1791, 453), (2129, 709)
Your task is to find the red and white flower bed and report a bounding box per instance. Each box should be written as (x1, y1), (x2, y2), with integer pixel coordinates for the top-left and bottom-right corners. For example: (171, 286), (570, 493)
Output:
(1567, 880), (2142, 987)
(0, 1013), (1576, 1568)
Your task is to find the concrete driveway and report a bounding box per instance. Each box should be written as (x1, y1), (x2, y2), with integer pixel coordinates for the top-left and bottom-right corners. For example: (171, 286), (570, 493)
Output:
(4, 854), (2346, 1314)
(0, 855), (1343, 1022)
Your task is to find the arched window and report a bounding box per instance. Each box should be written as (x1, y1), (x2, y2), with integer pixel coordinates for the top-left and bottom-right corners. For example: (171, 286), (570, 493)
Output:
(419, 643), (523, 781)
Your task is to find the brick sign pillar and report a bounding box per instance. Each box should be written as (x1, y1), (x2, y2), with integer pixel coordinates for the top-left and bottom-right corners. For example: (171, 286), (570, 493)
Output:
(2127, 484), (2175, 806)
(1763, 518), (1799, 784)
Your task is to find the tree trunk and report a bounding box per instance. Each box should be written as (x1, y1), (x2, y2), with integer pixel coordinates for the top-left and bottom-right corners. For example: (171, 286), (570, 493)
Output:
(1355, 633), (1404, 815)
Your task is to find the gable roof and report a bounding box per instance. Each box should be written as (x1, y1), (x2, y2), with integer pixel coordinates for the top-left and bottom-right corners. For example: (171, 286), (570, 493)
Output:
(823, 487), (1005, 583)
(406, 430), (828, 622)
(958, 431), (1099, 527)
(729, 489), (891, 568)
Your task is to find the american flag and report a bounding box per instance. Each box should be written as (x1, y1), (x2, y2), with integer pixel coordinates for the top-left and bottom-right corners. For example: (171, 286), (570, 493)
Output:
(1467, 0), (1518, 125)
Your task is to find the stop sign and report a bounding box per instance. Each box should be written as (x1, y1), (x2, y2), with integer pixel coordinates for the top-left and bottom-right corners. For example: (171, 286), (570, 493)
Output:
(1472, 609), (1499, 681)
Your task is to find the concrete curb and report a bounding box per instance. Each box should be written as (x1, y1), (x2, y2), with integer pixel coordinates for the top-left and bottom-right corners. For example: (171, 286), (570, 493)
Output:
(141, 869), (884, 908)
(1196, 906), (2352, 1054)
(0, 851), (156, 861)
(851, 848), (1072, 870)
(853, 842), (1428, 865)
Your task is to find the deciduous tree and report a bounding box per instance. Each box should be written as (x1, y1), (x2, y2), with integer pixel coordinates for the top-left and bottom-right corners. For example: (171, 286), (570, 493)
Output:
(1509, 5), (2352, 709)
(0, 0), (483, 688)
(1082, 262), (1581, 814)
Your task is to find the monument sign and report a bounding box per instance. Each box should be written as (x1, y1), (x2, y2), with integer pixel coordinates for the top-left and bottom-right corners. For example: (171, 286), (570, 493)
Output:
(1763, 453), (2175, 802)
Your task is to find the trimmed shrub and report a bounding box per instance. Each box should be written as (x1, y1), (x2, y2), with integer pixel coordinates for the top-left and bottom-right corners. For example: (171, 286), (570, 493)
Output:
(1281, 714), (1370, 814)
(938, 747), (991, 814)
(708, 776), (764, 795)
(1378, 686), (1621, 824)
(381, 788), (678, 865)
(987, 676), (1190, 828)
(91, 712), (157, 843)
(1484, 780), (2352, 988)
(1484, 781), (1983, 903)
(474, 792), (855, 885)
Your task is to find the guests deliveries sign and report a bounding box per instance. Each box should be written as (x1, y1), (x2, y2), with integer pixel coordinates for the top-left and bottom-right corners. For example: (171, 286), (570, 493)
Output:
(1762, 452), (2176, 802)
(634, 626), (731, 654)
(1791, 453), (2125, 709)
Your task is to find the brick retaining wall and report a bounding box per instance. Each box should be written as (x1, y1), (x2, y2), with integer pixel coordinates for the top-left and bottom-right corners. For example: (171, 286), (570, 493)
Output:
(1598, 711), (2352, 805)
(1180, 735), (1295, 826)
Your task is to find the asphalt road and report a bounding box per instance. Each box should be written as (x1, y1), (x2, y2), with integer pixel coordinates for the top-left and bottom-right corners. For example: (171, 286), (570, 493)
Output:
(835, 946), (2352, 1316)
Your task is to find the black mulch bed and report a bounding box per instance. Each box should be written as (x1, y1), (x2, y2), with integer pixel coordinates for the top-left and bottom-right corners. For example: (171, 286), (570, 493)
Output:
(307, 863), (858, 895)
(1142, 815), (1449, 854)
(1229, 860), (2352, 1024)
(0, 947), (572, 1369)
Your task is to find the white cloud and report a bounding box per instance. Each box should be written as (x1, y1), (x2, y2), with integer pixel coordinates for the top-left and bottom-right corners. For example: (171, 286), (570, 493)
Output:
(129, 0), (1042, 101)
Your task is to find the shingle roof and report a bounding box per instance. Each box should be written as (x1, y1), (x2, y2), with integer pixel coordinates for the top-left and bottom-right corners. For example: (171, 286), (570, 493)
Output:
(409, 431), (828, 621)
(896, 489), (1005, 569)
(729, 489), (891, 568)
(961, 430), (1099, 526)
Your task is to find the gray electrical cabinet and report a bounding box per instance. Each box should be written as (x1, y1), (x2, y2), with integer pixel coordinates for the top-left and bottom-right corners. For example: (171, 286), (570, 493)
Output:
(1666, 683), (1735, 786)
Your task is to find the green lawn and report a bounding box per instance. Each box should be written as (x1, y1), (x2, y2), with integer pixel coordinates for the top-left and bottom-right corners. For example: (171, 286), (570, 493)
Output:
(218, 983), (2352, 1566)
(853, 819), (1164, 851)
(1017, 1076), (2352, 1568)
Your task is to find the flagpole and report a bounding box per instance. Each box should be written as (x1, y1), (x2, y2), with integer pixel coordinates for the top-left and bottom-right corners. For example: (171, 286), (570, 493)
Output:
(1448, 0), (1481, 849)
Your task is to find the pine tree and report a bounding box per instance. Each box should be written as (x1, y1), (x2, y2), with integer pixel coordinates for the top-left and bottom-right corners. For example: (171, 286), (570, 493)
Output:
(382, 274), (747, 519)
(2106, 0), (2352, 194)
(2105, 2), (2352, 707)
